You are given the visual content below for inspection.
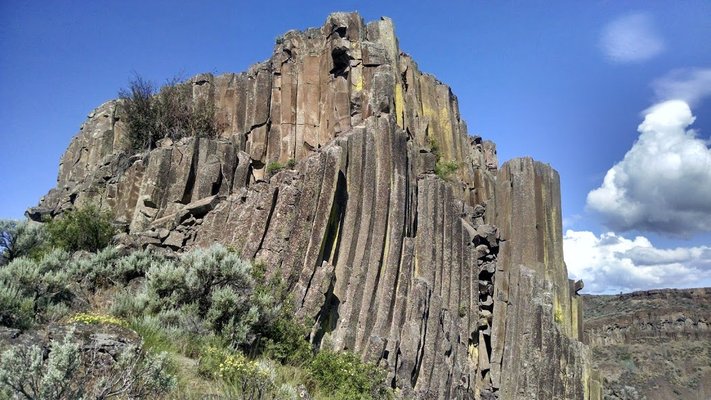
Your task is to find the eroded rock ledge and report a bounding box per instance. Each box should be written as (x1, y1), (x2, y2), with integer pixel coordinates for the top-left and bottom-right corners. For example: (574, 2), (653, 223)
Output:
(30, 12), (600, 399)
(584, 288), (711, 400)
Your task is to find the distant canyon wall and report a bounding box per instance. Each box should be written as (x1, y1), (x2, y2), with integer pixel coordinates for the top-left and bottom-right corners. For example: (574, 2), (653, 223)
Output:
(584, 288), (711, 400)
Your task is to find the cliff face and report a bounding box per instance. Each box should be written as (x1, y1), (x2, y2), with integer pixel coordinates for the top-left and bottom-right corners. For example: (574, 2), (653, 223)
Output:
(30, 12), (599, 399)
(584, 288), (711, 400)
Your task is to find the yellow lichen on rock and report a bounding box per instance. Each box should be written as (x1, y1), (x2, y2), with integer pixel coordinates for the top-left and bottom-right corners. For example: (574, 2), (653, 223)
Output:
(394, 83), (405, 128)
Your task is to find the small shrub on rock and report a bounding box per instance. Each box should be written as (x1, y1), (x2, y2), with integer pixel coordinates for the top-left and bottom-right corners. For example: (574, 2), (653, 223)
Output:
(435, 159), (459, 180)
(119, 75), (158, 151)
(266, 161), (285, 174)
(119, 74), (220, 152)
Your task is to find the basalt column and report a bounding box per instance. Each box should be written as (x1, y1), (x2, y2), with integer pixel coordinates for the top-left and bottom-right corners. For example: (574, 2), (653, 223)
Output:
(491, 158), (601, 399)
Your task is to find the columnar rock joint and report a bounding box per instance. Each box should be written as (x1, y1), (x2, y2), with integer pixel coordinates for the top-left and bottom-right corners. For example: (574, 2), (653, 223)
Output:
(30, 12), (600, 400)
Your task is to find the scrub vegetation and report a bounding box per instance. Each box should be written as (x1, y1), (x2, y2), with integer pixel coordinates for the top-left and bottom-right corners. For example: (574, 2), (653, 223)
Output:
(0, 211), (393, 399)
(119, 75), (221, 152)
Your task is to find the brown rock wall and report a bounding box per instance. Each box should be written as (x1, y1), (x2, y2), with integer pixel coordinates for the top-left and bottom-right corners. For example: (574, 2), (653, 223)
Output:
(490, 158), (599, 398)
(30, 12), (600, 399)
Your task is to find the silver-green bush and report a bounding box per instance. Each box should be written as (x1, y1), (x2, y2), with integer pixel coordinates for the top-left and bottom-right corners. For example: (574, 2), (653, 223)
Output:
(0, 219), (48, 265)
(0, 330), (176, 399)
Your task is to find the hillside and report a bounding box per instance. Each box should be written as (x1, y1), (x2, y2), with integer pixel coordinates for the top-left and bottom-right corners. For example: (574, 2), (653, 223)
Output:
(584, 288), (711, 400)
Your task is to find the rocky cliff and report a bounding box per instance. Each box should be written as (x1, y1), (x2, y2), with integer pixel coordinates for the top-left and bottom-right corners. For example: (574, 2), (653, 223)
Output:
(30, 12), (600, 399)
(584, 288), (711, 400)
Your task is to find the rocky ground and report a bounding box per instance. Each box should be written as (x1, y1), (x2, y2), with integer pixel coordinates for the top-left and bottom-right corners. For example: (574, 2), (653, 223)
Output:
(584, 288), (711, 400)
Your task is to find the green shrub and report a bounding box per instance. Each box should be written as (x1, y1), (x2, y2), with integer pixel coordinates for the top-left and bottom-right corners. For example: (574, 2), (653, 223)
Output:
(199, 347), (276, 400)
(261, 315), (312, 366)
(0, 246), (157, 329)
(0, 330), (176, 399)
(119, 75), (158, 151)
(0, 250), (74, 328)
(248, 262), (312, 365)
(0, 283), (34, 329)
(286, 159), (297, 169)
(69, 247), (161, 290)
(46, 205), (116, 253)
(308, 349), (391, 400)
(428, 137), (440, 157)
(435, 159), (459, 180)
(266, 161), (285, 174)
(0, 219), (48, 265)
(119, 75), (219, 152)
(67, 246), (121, 288)
(123, 245), (259, 348)
(113, 249), (165, 283)
(458, 304), (467, 318)
(0, 329), (82, 399)
(111, 245), (311, 361)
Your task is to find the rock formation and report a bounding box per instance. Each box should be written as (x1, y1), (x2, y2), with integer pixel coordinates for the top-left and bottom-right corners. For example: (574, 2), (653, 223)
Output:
(584, 288), (711, 400)
(30, 12), (601, 399)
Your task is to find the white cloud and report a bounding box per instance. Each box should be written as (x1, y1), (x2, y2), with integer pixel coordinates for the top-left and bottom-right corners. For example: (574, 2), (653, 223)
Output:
(564, 229), (711, 294)
(600, 13), (664, 63)
(653, 68), (711, 106)
(586, 100), (711, 235)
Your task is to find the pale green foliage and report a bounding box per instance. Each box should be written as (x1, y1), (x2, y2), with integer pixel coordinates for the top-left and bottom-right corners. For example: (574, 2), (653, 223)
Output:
(0, 331), (175, 399)
(0, 219), (47, 265)
(69, 247), (163, 289)
(435, 159), (459, 180)
(0, 249), (74, 328)
(200, 347), (278, 400)
(0, 331), (80, 399)
(0, 246), (160, 329)
(111, 290), (152, 321)
(0, 284), (34, 329)
(146, 245), (256, 346)
(114, 249), (166, 284)
(69, 246), (121, 288)
(266, 161), (285, 174)
(275, 383), (300, 400)
(113, 245), (262, 348)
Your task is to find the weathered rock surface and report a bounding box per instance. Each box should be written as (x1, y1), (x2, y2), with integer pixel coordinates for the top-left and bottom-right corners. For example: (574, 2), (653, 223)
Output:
(584, 288), (711, 400)
(30, 12), (600, 399)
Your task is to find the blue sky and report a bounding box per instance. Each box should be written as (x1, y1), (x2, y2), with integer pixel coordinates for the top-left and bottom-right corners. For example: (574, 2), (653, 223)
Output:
(1, 1), (710, 293)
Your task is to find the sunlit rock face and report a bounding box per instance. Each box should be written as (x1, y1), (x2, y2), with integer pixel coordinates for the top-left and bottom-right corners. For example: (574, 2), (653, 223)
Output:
(585, 288), (711, 400)
(30, 12), (600, 399)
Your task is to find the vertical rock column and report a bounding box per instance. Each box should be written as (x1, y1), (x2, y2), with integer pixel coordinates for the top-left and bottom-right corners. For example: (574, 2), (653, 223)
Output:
(490, 157), (599, 399)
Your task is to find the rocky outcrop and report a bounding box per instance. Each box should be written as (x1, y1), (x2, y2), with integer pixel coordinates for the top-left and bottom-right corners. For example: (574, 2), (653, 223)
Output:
(30, 12), (599, 399)
(584, 288), (711, 400)
(488, 158), (601, 399)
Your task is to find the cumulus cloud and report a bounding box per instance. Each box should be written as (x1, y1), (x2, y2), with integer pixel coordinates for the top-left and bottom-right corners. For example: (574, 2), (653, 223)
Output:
(564, 229), (711, 294)
(600, 13), (664, 63)
(652, 68), (711, 106)
(586, 100), (711, 235)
